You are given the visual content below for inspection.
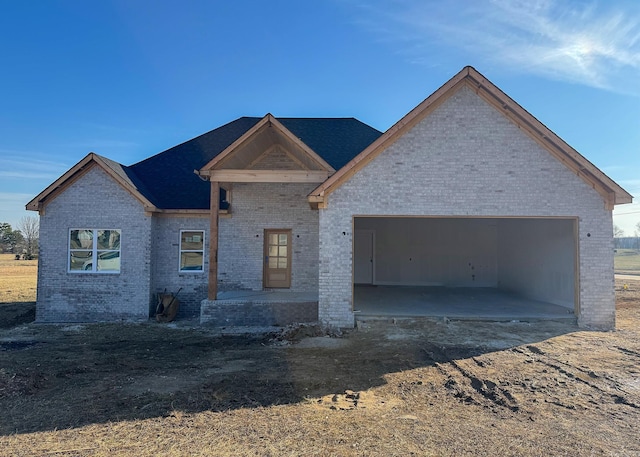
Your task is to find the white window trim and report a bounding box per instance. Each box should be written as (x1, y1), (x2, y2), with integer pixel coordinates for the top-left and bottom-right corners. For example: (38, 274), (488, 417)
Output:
(179, 230), (205, 273)
(68, 228), (121, 274)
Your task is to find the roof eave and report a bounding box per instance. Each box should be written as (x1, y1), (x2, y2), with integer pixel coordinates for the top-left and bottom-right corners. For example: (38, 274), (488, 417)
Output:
(26, 152), (158, 215)
(308, 66), (633, 210)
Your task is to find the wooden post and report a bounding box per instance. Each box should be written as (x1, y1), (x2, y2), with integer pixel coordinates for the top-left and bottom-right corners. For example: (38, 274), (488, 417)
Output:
(208, 182), (220, 300)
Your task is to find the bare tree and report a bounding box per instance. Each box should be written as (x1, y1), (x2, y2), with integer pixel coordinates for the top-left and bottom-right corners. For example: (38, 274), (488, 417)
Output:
(613, 224), (625, 249)
(17, 216), (39, 260)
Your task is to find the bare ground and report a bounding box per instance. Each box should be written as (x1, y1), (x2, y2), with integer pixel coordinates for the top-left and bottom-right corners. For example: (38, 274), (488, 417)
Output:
(0, 281), (639, 456)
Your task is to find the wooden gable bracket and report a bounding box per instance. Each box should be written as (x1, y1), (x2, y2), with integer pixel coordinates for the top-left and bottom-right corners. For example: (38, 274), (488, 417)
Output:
(246, 143), (311, 170)
(199, 114), (335, 180)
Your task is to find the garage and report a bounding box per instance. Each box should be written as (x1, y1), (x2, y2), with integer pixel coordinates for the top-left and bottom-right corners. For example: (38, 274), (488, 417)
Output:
(311, 68), (631, 329)
(353, 216), (577, 319)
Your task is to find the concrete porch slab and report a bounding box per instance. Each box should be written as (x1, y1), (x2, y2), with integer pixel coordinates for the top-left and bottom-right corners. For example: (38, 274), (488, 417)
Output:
(215, 290), (318, 302)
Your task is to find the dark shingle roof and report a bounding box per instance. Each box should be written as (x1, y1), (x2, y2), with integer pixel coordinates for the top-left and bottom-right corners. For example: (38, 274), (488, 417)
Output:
(126, 116), (382, 209)
(278, 118), (382, 170)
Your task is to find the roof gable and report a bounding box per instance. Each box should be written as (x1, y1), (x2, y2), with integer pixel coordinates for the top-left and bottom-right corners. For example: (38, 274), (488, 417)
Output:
(199, 114), (334, 174)
(26, 153), (156, 214)
(309, 66), (632, 210)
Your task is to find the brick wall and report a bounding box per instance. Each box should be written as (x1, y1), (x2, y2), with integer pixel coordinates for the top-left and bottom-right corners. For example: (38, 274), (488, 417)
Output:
(200, 300), (317, 326)
(319, 86), (615, 329)
(150, 215), (209, 318)
(218, 182), (319, 293)
(36, 166), (152, 322)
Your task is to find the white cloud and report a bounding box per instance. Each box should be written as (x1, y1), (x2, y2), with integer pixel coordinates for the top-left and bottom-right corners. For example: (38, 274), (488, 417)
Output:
(353, 0), (640, 94)
(0, 156), (69, 181)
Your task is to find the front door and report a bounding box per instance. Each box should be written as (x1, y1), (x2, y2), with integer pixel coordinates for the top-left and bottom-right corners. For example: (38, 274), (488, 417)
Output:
(264, 229), (292, 288)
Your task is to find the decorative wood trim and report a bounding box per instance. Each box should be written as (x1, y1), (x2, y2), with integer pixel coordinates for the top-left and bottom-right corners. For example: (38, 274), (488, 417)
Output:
(246, 144), (310, 170)
(246, 144), (276, 169)
(154, 209), (211, 218)
(281, 146), (311, 170)
(208, 182), (220, 300)
(201, 117), (271, 171)
(573, 218), (581, 316)
(199, 114), (335, 174)
(206, 169), (331, 183)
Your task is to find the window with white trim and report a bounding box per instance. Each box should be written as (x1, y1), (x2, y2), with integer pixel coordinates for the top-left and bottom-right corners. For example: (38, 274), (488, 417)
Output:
(179, 230), (205, 272)
(69, 229), (121, 273)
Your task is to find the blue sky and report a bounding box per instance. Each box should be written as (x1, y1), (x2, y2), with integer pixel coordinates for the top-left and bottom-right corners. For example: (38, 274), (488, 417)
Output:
(1, 0), (639, 234)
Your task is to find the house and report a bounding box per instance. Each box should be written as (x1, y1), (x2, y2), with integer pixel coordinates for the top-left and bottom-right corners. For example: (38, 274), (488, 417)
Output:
(27, 66), (632, 329)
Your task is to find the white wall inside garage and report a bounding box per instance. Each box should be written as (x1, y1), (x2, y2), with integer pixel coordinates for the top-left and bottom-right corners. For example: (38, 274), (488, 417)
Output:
(497, 218), (576, 309)
(354, 217), (576, 309)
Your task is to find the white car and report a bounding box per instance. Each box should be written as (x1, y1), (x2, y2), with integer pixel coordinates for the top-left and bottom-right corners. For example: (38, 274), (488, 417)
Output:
(83, 251), (120, 271)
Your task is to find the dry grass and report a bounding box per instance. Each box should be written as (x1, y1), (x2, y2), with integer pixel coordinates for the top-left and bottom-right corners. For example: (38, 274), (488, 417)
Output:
(0, 253), (37, 304)
(615, 249), (640, 273)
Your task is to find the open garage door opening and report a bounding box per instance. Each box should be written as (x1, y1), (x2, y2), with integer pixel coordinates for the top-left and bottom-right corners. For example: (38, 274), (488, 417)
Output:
(353, 217), (577, 320)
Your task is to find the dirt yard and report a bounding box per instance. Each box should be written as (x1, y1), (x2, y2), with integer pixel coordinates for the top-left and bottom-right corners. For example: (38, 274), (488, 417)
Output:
(0, 280), (639, 456)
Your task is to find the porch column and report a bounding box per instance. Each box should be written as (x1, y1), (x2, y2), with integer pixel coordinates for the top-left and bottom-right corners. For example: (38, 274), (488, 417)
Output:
(208, 182), (220, 299)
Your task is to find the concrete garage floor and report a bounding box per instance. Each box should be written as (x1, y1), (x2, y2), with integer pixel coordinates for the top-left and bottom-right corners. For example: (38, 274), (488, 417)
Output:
(354, 285), (575, 320)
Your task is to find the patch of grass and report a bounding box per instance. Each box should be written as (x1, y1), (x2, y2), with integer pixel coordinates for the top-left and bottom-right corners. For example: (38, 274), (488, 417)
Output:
(614, 249), (640, 273)
(0, 253), (37, 303)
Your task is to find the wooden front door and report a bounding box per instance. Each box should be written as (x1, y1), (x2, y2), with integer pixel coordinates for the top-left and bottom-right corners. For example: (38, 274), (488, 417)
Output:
(264, 229), (292, 288)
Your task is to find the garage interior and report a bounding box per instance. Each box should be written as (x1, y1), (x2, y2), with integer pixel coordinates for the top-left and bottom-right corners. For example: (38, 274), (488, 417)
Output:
(353, 217), (577, 320)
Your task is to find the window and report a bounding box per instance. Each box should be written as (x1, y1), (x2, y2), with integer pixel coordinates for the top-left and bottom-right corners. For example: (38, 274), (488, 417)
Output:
(69, 229), (121, 273)
(180, 230), (205, 272)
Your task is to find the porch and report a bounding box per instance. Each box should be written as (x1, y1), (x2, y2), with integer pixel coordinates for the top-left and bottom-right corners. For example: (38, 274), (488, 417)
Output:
(200, 290), (318, 327)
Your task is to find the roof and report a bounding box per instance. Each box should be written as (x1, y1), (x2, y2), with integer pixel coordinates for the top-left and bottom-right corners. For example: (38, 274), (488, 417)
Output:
(26, 153), (157, 213)
(130, 117), (381, 209)
(27, 67), (632, 214)
(309, 66), (633, 210)
(27, 117), (383, 212)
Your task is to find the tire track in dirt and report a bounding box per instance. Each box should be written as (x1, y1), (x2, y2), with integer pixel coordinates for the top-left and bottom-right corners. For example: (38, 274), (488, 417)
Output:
(423, 341), (640, 416)
(449, 359), (520, 412)
(513, 345), (640, 411)
(615, 346), (640, 358)
(423, 344), (521, 414)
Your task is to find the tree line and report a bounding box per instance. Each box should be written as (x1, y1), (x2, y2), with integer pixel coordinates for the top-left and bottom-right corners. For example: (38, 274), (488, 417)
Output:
(0, 216), (39, 259)
(613, 222), (640, 250)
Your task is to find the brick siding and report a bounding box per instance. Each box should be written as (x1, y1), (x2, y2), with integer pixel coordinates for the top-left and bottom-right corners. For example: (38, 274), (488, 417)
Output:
(318, 86), (615, 329)
(36, 166), (152, 322)
(217, 182), (319, 293)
